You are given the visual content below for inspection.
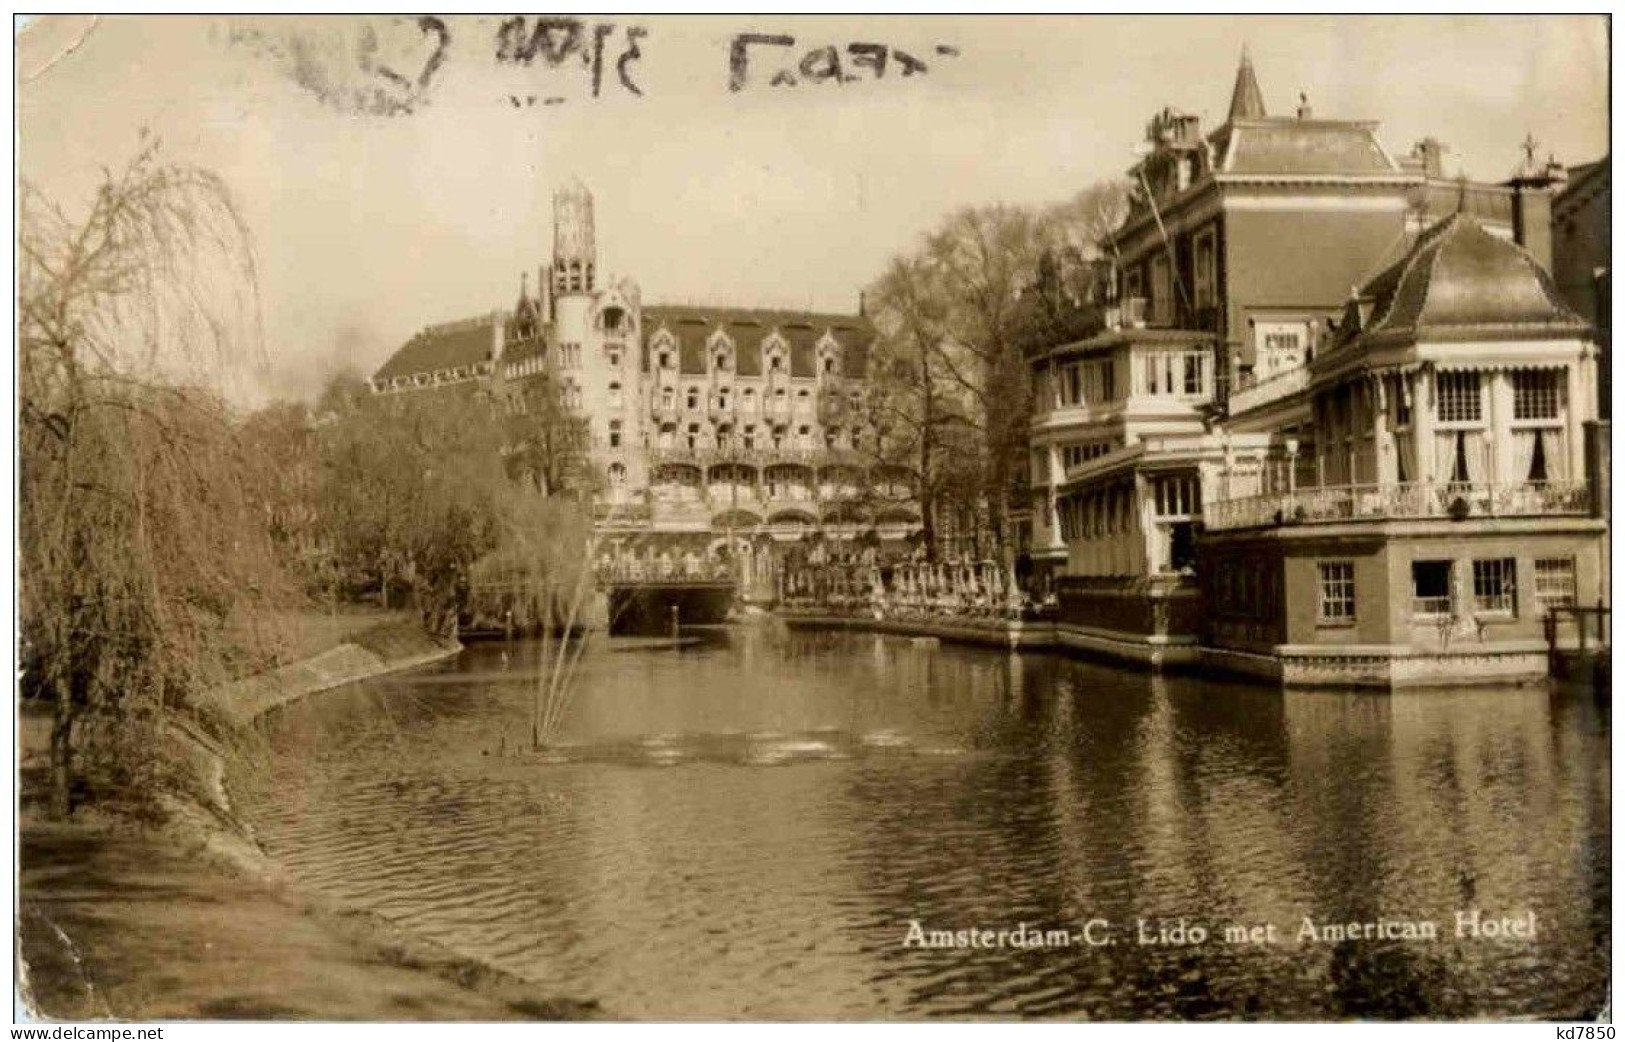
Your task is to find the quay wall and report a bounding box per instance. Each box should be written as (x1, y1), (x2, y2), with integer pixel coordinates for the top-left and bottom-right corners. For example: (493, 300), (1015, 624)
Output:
(776, 607), (1572, 690)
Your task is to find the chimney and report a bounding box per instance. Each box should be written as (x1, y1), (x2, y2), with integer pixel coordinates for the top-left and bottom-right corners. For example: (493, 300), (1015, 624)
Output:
(1296, 92), (1312, 120)
(1413, 138), (1445, 179)
(1511, 182), (1555, 273)
(538, 264), (552, 323)
(490, 310), (505, 364)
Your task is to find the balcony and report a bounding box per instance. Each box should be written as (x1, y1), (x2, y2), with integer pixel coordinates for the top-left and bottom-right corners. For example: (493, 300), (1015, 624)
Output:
(1204, 480), (1592, 532)
(1227, 365), (1310, 417)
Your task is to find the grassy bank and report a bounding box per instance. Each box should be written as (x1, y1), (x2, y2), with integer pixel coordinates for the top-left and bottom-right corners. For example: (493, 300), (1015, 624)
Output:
(17, 610), (600, 1022)
(18, 817), (598, 1021)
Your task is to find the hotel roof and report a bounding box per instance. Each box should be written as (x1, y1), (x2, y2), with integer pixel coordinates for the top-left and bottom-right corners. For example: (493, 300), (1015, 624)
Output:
(1333, 212), (1589, 349)
(374, 316), (499, 381)
(641, 305), (874, 379)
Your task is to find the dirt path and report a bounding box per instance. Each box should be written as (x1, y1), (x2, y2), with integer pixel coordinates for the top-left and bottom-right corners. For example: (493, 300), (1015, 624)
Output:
(18, 817), (600, 1021)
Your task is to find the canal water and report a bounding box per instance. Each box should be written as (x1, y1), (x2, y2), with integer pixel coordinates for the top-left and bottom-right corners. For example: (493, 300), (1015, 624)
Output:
(244, 623), (1610, 1020)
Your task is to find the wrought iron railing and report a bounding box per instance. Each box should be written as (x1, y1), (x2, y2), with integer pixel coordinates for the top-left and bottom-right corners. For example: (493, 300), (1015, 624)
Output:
(1204, 480), (1591, 531)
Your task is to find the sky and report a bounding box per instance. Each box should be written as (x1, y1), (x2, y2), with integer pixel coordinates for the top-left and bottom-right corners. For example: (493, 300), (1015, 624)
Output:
(17, 14), (1611, 405)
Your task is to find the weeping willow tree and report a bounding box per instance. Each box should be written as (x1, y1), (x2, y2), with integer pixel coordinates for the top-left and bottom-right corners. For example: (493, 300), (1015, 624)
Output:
(19, 136), (300, 818)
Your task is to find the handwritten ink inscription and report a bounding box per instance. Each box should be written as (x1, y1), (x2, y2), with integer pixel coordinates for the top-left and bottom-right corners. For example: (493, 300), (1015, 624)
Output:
(495, 16), (646, 107)
(728, 34), (960, 91)
(227, 18), (961, 115)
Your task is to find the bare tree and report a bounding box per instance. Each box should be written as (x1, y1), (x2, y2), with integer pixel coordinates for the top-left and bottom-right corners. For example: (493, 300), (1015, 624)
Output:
(863, 184), (1132, 565)
(862, 254), (977, 560)
(19, 137), (299, 817)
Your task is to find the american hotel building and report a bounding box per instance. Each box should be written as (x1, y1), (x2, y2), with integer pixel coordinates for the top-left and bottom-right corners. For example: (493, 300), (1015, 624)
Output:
(1027, 53), (1607, 687)
(370, 181), (921, 589)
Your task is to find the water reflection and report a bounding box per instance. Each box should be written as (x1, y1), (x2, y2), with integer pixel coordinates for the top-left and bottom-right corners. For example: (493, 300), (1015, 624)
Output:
(244, 623), (1609, 1020)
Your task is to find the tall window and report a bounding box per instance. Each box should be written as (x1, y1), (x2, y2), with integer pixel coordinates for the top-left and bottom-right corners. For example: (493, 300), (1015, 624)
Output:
(1151, 254), (1173, 325)
(1193, 228), (1217, 311)
(1513, 369), (1561, 420)
(1534, 557), (1577, 608)
(608, 420), (622, 448)
(1472, 558), (1517, 614)
(1411, 560), (1453, 617)
(743, 424), (756, 450)
(1182, 353), (1205, 396)
(1437, 371), (1483, 423)
(686, 389), (699, 410)
(1151, 474), (1200, 517)
(1318, 562), (1356, 622)
(608, 462), (626, 486)
(608, 381), (623, 408)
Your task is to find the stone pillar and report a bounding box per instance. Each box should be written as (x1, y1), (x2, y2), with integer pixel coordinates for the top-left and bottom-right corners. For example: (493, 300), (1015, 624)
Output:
(1413, 368), (1435, 485)
(1489, 369), (1513, 486)
(1135, 470), (1157, 575)
(1566, 360), (1586, 483)
(1372, 376), (1393, 485)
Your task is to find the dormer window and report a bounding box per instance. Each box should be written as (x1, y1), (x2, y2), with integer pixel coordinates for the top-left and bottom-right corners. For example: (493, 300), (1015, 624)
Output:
(715, 351), (729, 371)
(602, 306), (625, 332)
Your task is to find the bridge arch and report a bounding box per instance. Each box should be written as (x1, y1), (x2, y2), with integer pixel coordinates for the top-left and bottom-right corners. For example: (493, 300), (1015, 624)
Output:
(712, 508), (763, 529)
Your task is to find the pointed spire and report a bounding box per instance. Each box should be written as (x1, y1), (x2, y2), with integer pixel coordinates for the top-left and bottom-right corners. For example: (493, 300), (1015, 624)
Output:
(1227, 45), (1267, 122)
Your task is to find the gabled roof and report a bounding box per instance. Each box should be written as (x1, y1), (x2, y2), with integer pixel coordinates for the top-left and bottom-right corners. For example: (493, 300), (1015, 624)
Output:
(1330, 212), (1590, 350)
(375, 317), (501, 381)
(640, 305), (873, 379)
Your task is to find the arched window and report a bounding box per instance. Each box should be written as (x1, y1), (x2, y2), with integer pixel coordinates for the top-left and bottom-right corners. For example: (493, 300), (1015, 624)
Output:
(716, 351), (730, 371)
(686, 388), (699, 410)
(661, 387), (674, 409)
(608, 419), (623, 448)
(608, 462), (626, 486)
(658, 351), (671, 369)
(686, 423), (700, 450)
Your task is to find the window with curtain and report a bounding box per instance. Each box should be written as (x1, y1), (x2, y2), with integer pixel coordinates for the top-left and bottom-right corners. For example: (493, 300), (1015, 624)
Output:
(1437, 371), (1483, 423)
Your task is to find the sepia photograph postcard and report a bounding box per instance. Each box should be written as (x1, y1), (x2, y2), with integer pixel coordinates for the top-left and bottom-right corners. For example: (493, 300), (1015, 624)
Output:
(11, 11), (1613, 1027)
